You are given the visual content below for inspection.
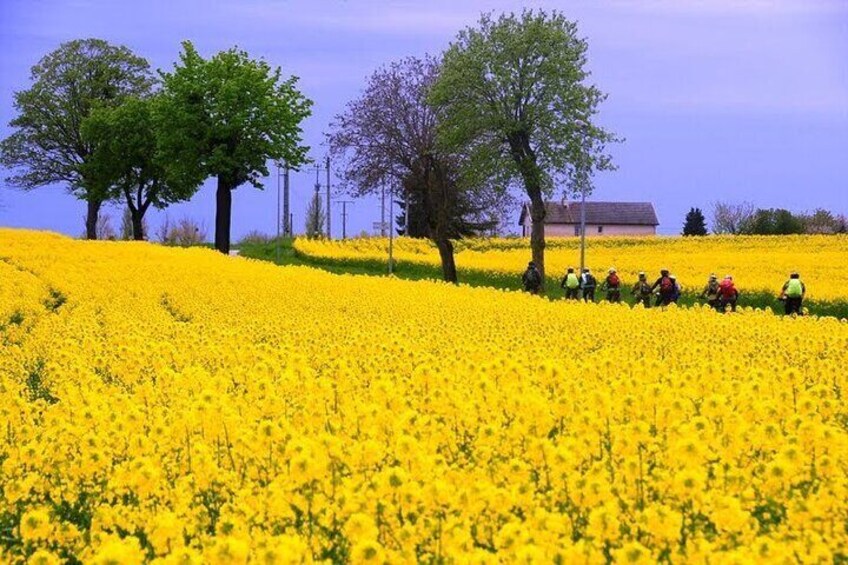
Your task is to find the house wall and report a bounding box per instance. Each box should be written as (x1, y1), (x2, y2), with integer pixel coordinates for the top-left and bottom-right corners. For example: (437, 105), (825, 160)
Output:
(520, 220), (657, 237)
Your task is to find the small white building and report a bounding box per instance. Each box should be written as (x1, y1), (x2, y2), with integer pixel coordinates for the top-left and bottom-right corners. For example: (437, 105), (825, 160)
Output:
(518, 201), (659, 237)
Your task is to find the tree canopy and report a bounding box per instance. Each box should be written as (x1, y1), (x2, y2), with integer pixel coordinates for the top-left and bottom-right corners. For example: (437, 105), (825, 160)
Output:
(157, 41), (312, 253)
(0, 38), (153, 239)
(682, 207), (708, 236)
(329, 55), (505, 282)
(429, 10), (618, 287)
(81, 96), (197, 240)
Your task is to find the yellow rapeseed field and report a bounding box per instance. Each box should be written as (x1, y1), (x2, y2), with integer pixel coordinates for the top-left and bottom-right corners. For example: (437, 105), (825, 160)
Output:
(294, 235), (848, 300)
(2, 228), (848, 564)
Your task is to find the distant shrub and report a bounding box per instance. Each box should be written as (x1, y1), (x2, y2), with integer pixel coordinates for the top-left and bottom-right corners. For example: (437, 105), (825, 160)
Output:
(156, 216), (207, 246)
(237, 230), (273, 246)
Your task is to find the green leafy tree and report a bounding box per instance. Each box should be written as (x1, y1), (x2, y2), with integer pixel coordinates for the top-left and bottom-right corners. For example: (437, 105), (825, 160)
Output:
(682, 207), (708, 236)
(0, 39), (153, 239)
(744, 208), (805, 235)
(304, 191), (325, 239)
(81, 96), (198, 240)
(429, 10), (618, 288)
(773, 209), (804, 235)
(157, 41), (312, 254)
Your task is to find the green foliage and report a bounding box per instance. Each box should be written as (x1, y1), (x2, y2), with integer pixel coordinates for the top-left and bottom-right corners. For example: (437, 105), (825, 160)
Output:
(44, 288), (67, 312)
(0, 39), (153, 199)
(81, 96), (199, 239)
(429, 10), (618, 198)
(751, 499), (787, 534)
(429, 10), (619, 285)
(26, 359), (58, 404)
(156, 41), (313, 190)
(744, 208), (805, 235)
(682, 207), (708, 236)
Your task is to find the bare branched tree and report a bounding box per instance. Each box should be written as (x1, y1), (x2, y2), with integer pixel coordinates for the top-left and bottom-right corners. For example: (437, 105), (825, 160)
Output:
(328, 55), (505, 283)
(711, 201), (754, 234)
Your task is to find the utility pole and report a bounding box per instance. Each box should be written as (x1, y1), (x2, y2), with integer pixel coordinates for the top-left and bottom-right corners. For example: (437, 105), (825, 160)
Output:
(283, 165), (291, 236)
(575, 119), (590, 275)
(388, 182), (395, 274)
(380, 183), (386, 237)
(276, 162), (281, 263)
(337, 199), (354, 239)
(313, 164), (321, 236)
(325, 156), (331, 239)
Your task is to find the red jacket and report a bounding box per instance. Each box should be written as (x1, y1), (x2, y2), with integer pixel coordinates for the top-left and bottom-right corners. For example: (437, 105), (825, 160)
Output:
(718, 280), (738, 299)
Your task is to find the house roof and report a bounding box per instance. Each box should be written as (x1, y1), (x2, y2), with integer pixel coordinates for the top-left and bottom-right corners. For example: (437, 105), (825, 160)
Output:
(519, 201), (659, 226)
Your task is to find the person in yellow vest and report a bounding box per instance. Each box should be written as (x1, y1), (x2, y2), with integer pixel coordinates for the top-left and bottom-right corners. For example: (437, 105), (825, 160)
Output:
(631, 272), (652, 308)
(780, 272), (806, 315)
(561, 267), (580, 300)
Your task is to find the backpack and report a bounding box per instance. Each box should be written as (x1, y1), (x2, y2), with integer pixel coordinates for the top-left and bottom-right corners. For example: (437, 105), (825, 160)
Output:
(565, 273), (580, 289)
(608, 273), (620, 287)
(719, 280), (736, 299)
(708, 282), (719, 296)
(524, 269), (540, 288)
(660, 276), (674, 294)
(785, 278), (803, 298)
(584, 274), (596, 287)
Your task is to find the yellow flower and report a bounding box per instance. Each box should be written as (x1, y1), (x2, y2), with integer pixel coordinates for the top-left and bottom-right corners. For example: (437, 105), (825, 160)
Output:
(19, 508), (52, 542)
(3, 229), (848, 562)
(350, 539), (385, 564)
(205, 536), (249, 565)
(148, 511), (181, 555)
(90, 536), (146, 565)
(27, 550), (61, 565)
(614, 541), (654, 565)
(586, 503), (622, 542)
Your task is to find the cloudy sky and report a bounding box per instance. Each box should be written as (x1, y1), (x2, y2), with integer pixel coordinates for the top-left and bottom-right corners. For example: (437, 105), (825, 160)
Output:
(1, 0), (846, 238)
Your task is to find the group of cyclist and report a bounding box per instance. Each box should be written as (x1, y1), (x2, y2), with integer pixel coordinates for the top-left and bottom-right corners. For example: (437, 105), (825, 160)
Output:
(522, 262), (807, 315)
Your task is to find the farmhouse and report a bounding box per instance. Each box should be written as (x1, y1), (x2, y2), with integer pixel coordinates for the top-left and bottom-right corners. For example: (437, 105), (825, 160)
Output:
(518, 201), (659, 237)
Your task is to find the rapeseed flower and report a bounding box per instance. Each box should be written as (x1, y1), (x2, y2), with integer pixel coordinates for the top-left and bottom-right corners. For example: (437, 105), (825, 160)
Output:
(1, 229), (848, 562)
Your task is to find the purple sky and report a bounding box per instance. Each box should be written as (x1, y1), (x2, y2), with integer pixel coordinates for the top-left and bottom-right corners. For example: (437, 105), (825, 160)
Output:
(1, 0), (846, 238)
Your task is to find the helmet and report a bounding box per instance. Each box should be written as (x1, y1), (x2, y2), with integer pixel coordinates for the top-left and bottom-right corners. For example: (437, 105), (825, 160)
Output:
(609, 267), (616, 274)
(791, 271), (800, 278)
(725, 274), (732, 280)
(567, 267), (574, 273)
(583, 268), (590, 273)
(638, 271), (646, 279)
(709, 273), (717, 280)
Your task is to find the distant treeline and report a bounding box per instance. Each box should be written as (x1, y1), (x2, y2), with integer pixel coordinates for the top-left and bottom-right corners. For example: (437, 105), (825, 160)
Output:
(710, 202), (846, 235)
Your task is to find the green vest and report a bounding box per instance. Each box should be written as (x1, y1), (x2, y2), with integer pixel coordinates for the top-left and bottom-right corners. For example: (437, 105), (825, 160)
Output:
(786, 278), (803, 298)
(565, 273), (579, 289)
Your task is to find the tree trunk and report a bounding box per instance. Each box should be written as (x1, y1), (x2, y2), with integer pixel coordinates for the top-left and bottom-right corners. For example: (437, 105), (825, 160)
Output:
(435, 237), (457, 283)
(509, 135), (547, 291)
(215, 175), (232, 254)
(528, 190), (547, 288)
(421, 154), (459, 284)
(131, 213), (145, 241)
(85, 199), (102, 240)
